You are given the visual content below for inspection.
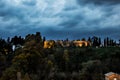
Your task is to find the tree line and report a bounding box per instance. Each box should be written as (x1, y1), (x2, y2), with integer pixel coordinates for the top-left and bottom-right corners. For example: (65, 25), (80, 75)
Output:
(0, 32), (120, 80)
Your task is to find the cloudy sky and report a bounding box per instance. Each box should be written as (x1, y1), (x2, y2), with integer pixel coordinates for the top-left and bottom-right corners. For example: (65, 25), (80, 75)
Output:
(0, 0), (120, 40)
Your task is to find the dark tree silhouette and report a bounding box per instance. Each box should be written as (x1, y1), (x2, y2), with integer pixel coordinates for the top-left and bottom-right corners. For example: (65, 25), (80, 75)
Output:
(92, 36), (100, 47)
(88, 37), (92, 42)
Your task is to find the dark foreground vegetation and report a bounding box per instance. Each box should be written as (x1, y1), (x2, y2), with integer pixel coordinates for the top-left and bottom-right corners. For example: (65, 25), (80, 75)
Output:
(0, 32), (120, 80)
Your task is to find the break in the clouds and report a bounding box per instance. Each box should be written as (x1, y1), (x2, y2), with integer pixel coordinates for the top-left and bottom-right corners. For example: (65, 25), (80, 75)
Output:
(0, 0), (120, 39)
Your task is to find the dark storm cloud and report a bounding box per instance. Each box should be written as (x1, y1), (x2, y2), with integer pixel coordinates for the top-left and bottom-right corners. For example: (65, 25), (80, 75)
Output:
(77, 0), (120, 5)
(59, 19), (79, 28)
(0, 0), (120, 39)
(63, 6), (78, 11)
(22, 0), (36, 6)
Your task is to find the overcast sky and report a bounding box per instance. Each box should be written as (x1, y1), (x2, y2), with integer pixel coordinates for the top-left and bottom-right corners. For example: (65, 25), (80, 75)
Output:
(0, 0), (120, 40)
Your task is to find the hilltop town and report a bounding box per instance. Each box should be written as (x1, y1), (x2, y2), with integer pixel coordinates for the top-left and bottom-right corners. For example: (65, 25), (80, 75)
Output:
(1, 32), (119, 52)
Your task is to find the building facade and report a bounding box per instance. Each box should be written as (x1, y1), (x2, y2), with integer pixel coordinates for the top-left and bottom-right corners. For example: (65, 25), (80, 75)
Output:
(105, 72), (120, 80)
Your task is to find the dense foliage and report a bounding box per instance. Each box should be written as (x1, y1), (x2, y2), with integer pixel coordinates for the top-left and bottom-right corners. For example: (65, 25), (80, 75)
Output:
(0, 32), (120, 80)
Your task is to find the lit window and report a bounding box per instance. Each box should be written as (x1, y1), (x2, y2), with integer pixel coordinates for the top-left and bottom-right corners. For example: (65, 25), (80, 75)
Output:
(114, 78), (117, 80)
